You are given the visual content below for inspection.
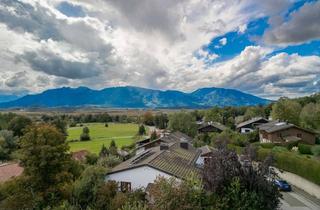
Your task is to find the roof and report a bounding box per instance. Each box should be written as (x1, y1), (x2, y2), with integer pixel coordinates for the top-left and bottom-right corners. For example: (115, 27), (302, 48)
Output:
(236, 117), (269, 129)
(0, 163), (23, 182)
(136, 131), (193, 150)
(198, 122), (227, 131)
(198, 145), (213, 156)
(108, 142), (201, 179)
(258, 121), (316, 134)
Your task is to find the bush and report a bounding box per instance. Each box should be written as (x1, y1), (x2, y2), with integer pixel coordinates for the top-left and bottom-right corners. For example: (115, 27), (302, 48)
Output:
(275, 152), (320, 185)
(80, 133), (90, 141)
(257, 148), (272, 161)
(311, 145), (320, 156)
(260, 143), (275, 149)
(227, 144), (244, 154)
(85, 153), (99, 165)
(298, 143), (312, 155)
(272, 146), (288, 153)
(285, 140), (300, 150)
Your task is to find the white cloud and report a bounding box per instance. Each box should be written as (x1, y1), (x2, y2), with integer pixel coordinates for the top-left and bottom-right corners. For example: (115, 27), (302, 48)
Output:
(0, 0), (318, 99)
(219, 37), (227, 46)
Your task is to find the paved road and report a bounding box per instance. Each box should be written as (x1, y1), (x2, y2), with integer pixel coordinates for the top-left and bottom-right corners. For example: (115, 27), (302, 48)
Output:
(281, 186), (320, 210)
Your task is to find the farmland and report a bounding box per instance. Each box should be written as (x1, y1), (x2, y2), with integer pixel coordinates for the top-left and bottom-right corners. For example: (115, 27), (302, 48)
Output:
(67, 123), (147, 154)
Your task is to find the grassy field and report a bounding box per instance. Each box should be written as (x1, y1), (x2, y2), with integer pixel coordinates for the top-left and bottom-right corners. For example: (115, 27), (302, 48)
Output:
(67, 123), (145, 154)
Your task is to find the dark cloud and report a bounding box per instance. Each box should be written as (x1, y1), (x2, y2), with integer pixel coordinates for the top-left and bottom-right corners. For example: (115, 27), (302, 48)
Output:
(263, 1), (320, 45)
(17, 51), (101, 79)
(5, 71), (28, 87)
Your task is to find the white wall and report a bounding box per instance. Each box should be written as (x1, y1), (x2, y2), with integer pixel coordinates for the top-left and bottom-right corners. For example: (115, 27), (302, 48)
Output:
(241, 128), (254, 133)
(106, 166), (173, 189)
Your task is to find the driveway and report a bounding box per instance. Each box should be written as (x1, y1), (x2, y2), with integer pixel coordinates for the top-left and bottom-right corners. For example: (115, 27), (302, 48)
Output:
(281, 186), (320, 210)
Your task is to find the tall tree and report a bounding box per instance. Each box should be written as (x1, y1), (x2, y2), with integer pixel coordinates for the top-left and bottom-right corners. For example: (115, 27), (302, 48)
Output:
(138, 125), (146, 136)
(300, 103), (320, 130)
(168, 112), (197, 137)
(7, 115), (32, 137)
(271, 98), (302, 125)
(0, 130), (18, 161)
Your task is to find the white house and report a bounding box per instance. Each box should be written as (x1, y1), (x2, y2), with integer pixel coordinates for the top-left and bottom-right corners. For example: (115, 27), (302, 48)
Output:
(106, 140), (201, 191)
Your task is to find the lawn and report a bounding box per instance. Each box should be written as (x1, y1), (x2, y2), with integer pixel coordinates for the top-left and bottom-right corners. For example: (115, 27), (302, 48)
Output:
(67, 123), (146, 154)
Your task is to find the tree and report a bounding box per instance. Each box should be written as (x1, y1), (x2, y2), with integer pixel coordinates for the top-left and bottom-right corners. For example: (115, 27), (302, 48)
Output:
(300, 103), (320, 130)
(85, 153), (99, 165)
(143, 112), (154, 126)
(202, 145), (281, 210)
(99, 144), (109, 157)
(7, 115), (32, 137)
(168, 112), (197, 137)
(244, 106), (265, 121)
(80, 126), (91, 141)
(0, 124), (81, 209)
(150, 130), (158, 140)
(0, 130), (18, 161)
(149, 174), (205, 210)
(51, 117), (68, 135)
(154, 113), (168, 129)
(271, 98), (302, 125)
(138, 125), (146, 136)
(109, 140), (118, 156)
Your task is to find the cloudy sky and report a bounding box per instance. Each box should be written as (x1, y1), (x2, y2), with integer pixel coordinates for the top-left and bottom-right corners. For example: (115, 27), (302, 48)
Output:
(0, 0), (319, 99)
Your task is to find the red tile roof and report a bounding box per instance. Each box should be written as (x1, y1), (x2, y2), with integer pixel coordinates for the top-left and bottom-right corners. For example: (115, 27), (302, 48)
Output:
(0, 163), (23, 182)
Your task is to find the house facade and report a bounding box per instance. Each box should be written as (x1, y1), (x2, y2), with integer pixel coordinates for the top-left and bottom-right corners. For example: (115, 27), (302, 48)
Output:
(106, 138), (201, 191)
(198, 122), (227, 134)
(258, 121), (316, 144)
(236, 117), (269, 133)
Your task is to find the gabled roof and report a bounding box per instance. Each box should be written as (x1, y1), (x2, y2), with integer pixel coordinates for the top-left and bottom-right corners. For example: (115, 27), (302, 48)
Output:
(258, 121), (316, 134)
(108, 142), (201, 179)
(236, 117), (269, 129)
(198, 122), (227, 131)
(0, 163), (23, 182)
(198, 145), (214, 156)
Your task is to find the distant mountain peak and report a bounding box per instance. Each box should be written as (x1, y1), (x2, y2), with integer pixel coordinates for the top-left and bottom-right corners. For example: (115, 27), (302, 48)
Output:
(0, 86), (270, 109)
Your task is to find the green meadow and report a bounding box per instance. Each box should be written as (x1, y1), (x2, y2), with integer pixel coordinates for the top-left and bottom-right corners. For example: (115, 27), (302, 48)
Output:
(67, 123), (146, 154)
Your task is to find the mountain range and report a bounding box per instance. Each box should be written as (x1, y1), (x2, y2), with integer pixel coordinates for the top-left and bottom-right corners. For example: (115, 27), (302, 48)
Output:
(0, 86), (270, 109)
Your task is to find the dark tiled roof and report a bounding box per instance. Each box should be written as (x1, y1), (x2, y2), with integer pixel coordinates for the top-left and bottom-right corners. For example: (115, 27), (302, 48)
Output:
(258, 121), (316, 134)
(198, 122), (227, 131)
(109, 142), (200, 179)
(0, 163), (23, 182)
(236, 117), (269, 129)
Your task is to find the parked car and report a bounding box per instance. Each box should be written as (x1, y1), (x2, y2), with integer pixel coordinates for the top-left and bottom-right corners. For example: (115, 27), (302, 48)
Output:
(275, 179), (292, 191)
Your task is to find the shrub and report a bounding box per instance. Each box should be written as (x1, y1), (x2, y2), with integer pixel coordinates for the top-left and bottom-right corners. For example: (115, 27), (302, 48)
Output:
(260, 143), (275, 149)
(272, 146), (288, 153)
(257, 148), (272, 161)
(285, 140), (300, 150)
(105, 123), (108, 127)
(274, 152), (320, 185)
(85, 153), (99, 165)
(80, 133), (90, 141)
(298, 143), (312, 155)
(311, 145), (320, 156)
(227, 144), (244, 154)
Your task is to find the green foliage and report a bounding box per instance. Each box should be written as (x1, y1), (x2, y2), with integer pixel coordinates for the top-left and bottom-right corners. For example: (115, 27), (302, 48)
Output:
(298, 143), (312, 155)
(300, 103), (320, 130)
(97, 155), (122, 168)
(311, 145), (320, 156)
(138, 124), (146, 136)
(154, 113), (168, 129)
(80, 126), (91, 141)
(257, 148), (272, 161)
(271, 98), (302, 125)
(0, 130), (17, 161)
(272, 146), (288, 153)
(150, 130), (158, 140)
(227, 144), (244, 154)
(99, 144), (109, 157)
(120, 201), (148, 210)
(168, 111), (197, 137)
(244, 106), (265, 121)
(194, 133), (211, 147)
(109, 140), (118, 156)
(143, 112), (154, 126)
(85, 153), (99, 165)
(274, 152), (320, 185)
(260, 143), (275, 149)
(7, 115), (32, 137)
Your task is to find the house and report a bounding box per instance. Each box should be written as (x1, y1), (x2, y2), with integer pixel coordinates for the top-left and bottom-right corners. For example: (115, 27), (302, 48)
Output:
(135, 131), (193, 155)
(236, 117), (269, 133)
(0, 163), (23, 182)
(258, 121), (316, 144)
(106, 140), (201, 191)
(196, 145), (215, 166)
(198, 122), (227, 134)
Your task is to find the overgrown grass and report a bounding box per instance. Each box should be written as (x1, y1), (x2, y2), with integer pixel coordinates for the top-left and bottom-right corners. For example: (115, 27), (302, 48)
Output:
(67, 123), (147, 154)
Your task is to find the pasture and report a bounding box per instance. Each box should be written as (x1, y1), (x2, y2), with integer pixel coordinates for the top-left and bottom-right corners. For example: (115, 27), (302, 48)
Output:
(67, 123), (145, 154)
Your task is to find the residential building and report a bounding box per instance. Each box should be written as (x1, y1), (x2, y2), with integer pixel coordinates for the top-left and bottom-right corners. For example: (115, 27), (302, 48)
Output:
(106, 140), (201, 191)
(198, 122), (227, 134)
(258, 121), (316, 144)
(236, 117), (269, 133)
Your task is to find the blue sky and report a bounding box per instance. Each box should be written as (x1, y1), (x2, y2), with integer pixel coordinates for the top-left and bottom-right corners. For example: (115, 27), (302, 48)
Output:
(0, 0), (319, 99)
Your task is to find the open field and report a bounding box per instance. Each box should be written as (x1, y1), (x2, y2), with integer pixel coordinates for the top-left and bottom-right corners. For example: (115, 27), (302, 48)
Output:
(67, 123), (147, 154)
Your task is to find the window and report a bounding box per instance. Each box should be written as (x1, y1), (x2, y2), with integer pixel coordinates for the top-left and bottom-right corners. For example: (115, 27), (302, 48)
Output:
(297, 133), (302, 138)
(120, 181), (131, 192)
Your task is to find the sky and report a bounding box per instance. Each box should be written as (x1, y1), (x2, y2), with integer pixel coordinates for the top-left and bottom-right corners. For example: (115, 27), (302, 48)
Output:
(0, 0), (319, 99)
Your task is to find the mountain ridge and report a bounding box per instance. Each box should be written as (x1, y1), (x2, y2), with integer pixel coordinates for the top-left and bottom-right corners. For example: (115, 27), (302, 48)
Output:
(0, 86), (270, 108)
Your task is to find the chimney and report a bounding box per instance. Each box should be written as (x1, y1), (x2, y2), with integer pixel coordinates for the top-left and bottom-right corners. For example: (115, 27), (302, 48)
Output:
(160, 143), (169, 150)
(180, 138), (188, 150)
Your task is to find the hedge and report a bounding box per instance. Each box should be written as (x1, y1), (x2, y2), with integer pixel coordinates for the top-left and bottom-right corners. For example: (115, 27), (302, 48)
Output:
(257, 148), (320, 185)
(298, 143), (312, 155)
(227, 144), (244, 154)
(260, 143), (275, 149)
